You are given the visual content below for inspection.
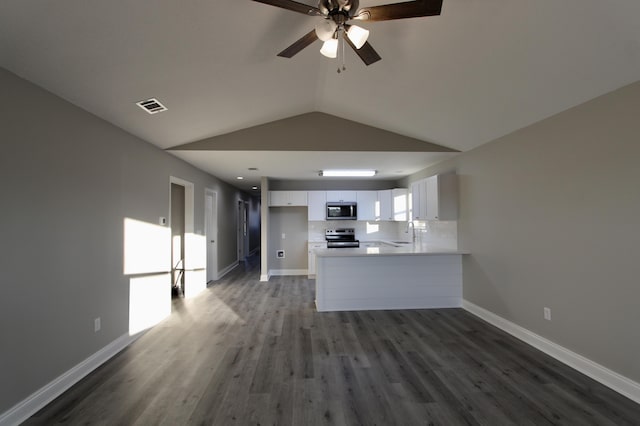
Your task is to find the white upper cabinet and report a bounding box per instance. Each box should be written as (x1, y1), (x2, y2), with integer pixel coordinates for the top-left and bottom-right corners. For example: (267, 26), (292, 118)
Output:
(410, 179), (428, 220)
(268, 191), (308, 207)
(427, 174), (458, 220)
(356, 191), (377, 221)
(377, 189), (393, 221)
(377, 188), (408, 221)
(391, 188), (408, 221)
(325, 191), (357, 202)
(307, 191), (326, 221)
(410, 174), (457, 221)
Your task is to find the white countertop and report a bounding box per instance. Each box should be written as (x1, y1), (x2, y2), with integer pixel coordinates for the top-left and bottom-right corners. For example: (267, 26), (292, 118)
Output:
(314, 240), (469, 257)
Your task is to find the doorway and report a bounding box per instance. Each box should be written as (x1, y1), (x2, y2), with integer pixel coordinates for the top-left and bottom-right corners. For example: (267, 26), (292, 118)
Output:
(238, 200), (248, 262)
(205, 190), (218, 282)
(170, 183), (185, 297)
(169, 177), (194, 300)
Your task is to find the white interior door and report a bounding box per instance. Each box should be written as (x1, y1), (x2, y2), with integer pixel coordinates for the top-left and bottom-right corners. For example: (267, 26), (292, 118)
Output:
(205, 191), (218, 282)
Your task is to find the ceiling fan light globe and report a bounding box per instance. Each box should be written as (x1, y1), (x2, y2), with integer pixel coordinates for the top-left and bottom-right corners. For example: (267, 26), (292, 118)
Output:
(320, 39), (338, 58)
(315, 20), (337, 42)
(347, 25), (369, 49)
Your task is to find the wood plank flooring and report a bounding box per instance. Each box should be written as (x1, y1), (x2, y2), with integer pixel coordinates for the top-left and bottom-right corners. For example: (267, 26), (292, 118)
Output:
(26, 257), (640, 425)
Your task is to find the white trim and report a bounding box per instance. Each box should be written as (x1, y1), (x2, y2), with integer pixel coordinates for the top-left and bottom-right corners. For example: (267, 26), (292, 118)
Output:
(269, 269), (308, 276)
(0, 332), (144, 426)
(260, 274), (270, 282)
(463, 300), (640, 405)
(216, 261), (239, 281)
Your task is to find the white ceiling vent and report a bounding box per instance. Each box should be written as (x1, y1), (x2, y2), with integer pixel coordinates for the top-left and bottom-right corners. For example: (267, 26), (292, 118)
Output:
(136, 98), (167, 114)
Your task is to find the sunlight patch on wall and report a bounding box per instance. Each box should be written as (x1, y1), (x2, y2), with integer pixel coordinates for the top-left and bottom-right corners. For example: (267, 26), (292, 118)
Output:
(184, 269), (206, 299)
(185, 233), (206, 270)
(394, 192), (408, 221)
(366, 222), (380, 234)
(124, 218), (171, 275)
(129, 273), (171, 335)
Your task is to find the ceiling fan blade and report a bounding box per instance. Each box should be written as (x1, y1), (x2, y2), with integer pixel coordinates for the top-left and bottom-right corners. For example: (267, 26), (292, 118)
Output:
(252, 0), (322, 16)
(353, 0), (443, 21)
(344, 36), (381, 66)
(277, 29), (319, 58)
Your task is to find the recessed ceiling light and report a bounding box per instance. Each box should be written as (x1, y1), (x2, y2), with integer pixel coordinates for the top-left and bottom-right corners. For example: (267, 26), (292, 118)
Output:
(320, 170), (377, 177)
(252, 186), (259, 190)
(236, 176), (244, 180)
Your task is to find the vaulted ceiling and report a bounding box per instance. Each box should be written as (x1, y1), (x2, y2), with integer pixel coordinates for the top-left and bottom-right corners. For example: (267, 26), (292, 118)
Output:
(1, 0), (639, 190)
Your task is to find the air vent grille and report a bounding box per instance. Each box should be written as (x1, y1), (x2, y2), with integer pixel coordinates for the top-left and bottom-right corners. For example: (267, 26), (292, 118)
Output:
(136, 98), (167, 114)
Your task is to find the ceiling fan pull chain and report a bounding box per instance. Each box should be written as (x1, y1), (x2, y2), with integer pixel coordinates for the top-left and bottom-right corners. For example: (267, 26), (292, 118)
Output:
(337, 29), (342, 73)
(337, 27), (346, 74)
(342, 28), (347, 72)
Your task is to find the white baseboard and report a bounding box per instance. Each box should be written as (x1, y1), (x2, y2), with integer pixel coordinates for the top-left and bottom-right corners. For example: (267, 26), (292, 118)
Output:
(217, 261), (238, 280)
(0, 331), (144, 426)
(463, 300), (640, 405)
(269, 269), (307, 277)
(259, 274), (269, 282)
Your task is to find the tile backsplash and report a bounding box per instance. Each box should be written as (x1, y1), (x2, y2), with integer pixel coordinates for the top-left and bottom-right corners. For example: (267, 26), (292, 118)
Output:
(308, 220), (458, 249)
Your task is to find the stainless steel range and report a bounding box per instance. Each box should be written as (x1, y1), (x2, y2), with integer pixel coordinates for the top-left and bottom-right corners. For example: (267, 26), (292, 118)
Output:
(325, 228), (360, 248)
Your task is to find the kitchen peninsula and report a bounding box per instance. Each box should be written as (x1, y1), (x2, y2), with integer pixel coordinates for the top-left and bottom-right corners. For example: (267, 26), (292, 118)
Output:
(314, 243), (468, 312)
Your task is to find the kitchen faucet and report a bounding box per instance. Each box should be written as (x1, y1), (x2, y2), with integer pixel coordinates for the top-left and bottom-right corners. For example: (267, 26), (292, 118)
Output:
(405, 221), (416, 242)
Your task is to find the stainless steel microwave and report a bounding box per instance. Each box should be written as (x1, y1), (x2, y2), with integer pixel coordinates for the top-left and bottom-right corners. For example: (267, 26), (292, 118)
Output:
(326, 202), (357, 220)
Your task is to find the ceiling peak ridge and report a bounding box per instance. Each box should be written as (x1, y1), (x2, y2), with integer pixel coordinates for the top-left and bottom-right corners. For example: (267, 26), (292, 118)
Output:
(167, 110), (458, 153)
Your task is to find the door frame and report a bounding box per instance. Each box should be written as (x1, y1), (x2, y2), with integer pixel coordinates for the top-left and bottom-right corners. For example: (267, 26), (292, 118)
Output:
(168, 177), (194, 295)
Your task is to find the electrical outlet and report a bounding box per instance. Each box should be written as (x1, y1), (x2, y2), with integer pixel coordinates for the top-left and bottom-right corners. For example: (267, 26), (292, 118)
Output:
(281, 233), (286, 239)
(276, 250), (285, 259)
(94, 317), (101, 332)
(543, 307), (551, 321)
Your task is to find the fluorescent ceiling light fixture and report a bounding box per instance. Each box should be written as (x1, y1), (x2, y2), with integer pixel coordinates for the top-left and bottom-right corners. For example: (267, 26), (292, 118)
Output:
(320, 170), (377, 177)
(347, 25), (369, 49)
(320, 39), (338, 58)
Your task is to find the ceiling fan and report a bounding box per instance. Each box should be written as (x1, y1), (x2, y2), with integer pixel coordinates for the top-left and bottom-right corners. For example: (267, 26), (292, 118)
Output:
(252, 0), (443, 68)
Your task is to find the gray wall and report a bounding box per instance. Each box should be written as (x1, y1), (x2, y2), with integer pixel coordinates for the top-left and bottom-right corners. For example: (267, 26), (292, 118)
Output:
(0, 67), (255, 413)
(268, 207), (308, 270)
(404, 81), (640, 383)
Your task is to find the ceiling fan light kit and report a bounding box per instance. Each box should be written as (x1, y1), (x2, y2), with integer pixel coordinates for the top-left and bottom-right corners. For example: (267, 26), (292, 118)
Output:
(346, 24), (369, 49)
(252, 0), (443, 68)
(315, 19), (338, 41)
(320, 38), (339, 58)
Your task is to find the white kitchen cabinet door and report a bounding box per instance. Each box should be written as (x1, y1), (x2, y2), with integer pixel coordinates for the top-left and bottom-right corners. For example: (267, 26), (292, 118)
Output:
(326, 191), (357, 202)
(269, 191), (308, 207)
(377, 188), (408, 221)
(425, 174), (458, 220)
(410, 179), (428, 220)
(377, 189), (393, 221)
(425, 176), (439, 220)
(392, 188), (408, 221)
(307, 191), (326, 221)
(356, 191), (377, 221)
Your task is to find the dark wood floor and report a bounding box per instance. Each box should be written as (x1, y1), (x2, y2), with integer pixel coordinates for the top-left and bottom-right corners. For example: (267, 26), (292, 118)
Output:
(27, 257), (640, 425)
